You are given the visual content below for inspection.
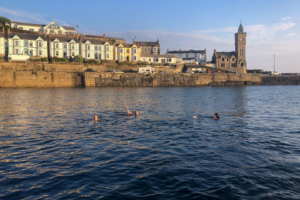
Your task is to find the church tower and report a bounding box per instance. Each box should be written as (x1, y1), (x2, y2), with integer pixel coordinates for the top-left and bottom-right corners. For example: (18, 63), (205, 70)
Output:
(235, 23), (247, 68)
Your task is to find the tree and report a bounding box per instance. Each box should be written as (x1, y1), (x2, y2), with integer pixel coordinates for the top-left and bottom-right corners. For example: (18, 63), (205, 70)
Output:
(0, 16), (10, 26)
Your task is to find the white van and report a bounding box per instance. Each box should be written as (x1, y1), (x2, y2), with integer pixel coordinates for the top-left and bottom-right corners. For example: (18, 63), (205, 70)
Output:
(137, 66), (155, 74)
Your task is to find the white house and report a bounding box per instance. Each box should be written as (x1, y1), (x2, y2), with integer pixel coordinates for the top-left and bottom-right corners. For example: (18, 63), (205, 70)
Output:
(50, 37), (80, 58)
(166, 49), (206, 64)
(81, 39), (114, 60)
(140, 54), (182, 64)
(7, 21), (76, 35)
(7, 33), (47, 59)
(0, 32), (5, 56)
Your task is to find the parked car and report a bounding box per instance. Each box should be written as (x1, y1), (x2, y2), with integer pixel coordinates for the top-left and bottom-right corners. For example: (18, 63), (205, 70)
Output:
(112, 70), (124, 73)
(85, 68), (96, 72)
(269, 71), (281, 75)
(159, 71), (166, 73)
(226, 71), (236, 73)
(185, 71), (194, 73)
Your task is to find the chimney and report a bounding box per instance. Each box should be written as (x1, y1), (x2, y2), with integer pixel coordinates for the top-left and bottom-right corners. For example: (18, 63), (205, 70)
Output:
(167, 49), (169, 52)
(214, 49), (216, 53)
(133, 38), (134, 43)
(157, 38), (159, 43)
(76, 34), (79, 40)
(109, 37), (111, 41)
(180, 48), (181, 51)
(138, 41), (139, 45)
(103, 33), (106, 37)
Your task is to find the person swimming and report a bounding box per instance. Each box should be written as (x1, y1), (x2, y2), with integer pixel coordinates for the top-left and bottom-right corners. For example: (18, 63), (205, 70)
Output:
(125, 106), (138, 117)
(94, 114), (101, 122)
(213, 113), (219, 120)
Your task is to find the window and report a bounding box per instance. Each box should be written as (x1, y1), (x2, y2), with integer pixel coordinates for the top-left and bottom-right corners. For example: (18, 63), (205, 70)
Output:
(56, 44), (58, 48)
(30, 50), (33, 56)
(143, 58), (145, 62)
(195, 54), (196, 57)
(153, 47), (156, 52)
(39, 51), (42, 56)
(15, 41), (19, 46)
(121, 55), (123, 60)
(106, 54), (109, 58)
(64, 43), (67, 49)
(133, 49), (136, 53)
(72, 45), (74, 50)
(120, 48), (123, 53)
(56, 51), (58, 56)
(29, 29), (34, 32)
(156, 59), (159, 62)
(88, 53), (90, 58)
(106, 47), (109, 51)
(242, 49), (244, 56)
(19, 27), (23, 30)
(50, 30), (54, 33)
(30, 42), (33, 47)
(222, 58), (224, 61)
(95, 46), (98, 51)
(24, 49), (28, 55)
(186, 54), (188, 58)
(99, 46), (102, 51)
(134, 56), (136, 60)
(232, 58), (235, 61)
(227, 58), (228, 61)
(15, 49), (19, 54)
(58, 31), (62, 34)
(148, 48), (150, 52)
(87, 46), (90, 50)
(169, 59), (171, 62)
(231, 63), (236, 67)
(240, 49), (242, 56)
(95, 53), (98, 59)
(72, 52), (75, 56)
(149, 59), (151, 62)
(127, 49), (129, 53)
(221, 63), (225, 67)
(49, 24), (60, 29)
(144, 48), (146, 52)
(39, 42), (42, 47)
(24, 41), (28, 47)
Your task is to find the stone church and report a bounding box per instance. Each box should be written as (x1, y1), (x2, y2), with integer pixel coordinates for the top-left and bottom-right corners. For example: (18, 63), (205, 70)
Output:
(212, 23), (247, 73)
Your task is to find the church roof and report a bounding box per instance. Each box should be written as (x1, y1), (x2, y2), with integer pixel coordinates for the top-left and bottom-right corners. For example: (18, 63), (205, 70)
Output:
(216, 51), (236, 58)
(238, 23), (244, 34)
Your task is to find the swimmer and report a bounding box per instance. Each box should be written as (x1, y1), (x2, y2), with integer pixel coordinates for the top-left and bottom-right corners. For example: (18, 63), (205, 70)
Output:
(125, 106), (138, 117)
(193, 116), (197, 119)
(213, 113), (219, 120)
(94, 114), (101, 122)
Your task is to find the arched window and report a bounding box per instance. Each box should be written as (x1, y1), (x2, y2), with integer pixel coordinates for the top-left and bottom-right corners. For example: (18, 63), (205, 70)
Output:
(241, 62), (244, 67)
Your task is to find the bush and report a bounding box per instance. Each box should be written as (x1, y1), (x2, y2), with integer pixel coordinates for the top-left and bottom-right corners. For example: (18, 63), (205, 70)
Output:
(41, 58), (48, 62)
(29, 58), (41, 61)
(123, 62), (134, 66)
(84, 59), (99, 64)
(137, 62), (149, 65)
(54, 57), (67, 62)
(0, 56), (4, 59)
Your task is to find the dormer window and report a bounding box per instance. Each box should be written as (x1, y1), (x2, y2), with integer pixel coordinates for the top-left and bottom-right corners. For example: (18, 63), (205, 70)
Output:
(24, 41), (28, 47)
(120, 48), (123, 53)
(39, 42), (42, 47)
(15, 41), (19, 46)
(49, 24), (61, 29)
(87, 45), (90, 50)
(106, 47), (109, 51)
(72, 45), (74, 50)
(56, 43), (59, 48)
(95, 46), (98, 51)
(64, 43), (67, 49)
(232, 58), (235, 61)
(133, 48), (136, 54)
(153, 48), (156, 52)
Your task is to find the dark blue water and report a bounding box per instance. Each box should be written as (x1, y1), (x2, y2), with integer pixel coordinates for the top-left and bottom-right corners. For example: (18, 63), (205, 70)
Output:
(0, 86), (300, 199)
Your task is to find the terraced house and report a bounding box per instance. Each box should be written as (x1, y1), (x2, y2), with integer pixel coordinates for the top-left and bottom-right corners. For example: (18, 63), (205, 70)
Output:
(133, 39), (160, 55)
(115, 43), (140, 61)
(6, 21), (76, 35)
(7, 33), (47, 59)
(81, 39), (114, 60)
(50, 37), (80, 58)
(0, 32), (4, 57)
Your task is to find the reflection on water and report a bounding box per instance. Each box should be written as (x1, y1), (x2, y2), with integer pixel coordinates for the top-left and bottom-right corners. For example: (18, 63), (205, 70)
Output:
(0, 86), (300, 199)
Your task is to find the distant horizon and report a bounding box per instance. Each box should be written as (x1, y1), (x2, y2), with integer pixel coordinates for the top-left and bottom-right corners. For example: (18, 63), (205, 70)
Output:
(1, 0), (300, 72)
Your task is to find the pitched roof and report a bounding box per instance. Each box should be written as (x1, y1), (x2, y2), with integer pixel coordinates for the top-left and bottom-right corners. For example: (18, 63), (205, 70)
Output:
(83, 39), (113, 45)
(62, 26), (75, 31)
(216, 51), (236, 58)
(167, 49), (205, 54)
(11, 21), (44, 27)
(115, 43), (139, 48)
(182, 58), (196, 60)
(84, 34), (105, 39)
(51, 37), (80, 43)
(8, 33), (47, 40)
(134, 41), (159, 46)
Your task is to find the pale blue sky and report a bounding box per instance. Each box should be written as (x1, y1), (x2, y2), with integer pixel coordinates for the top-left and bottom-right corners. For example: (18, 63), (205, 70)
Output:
(1, 0), (300, 72)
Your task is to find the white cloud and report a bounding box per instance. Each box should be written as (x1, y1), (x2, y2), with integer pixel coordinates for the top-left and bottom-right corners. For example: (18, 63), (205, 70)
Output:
(0, 7), (69, 26)
(281, 16), (293, 21)
(286, 33), (296, 37)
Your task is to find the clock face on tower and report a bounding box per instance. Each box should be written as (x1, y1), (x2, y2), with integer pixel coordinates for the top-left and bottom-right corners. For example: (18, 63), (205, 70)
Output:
(241, 38), (244, 41)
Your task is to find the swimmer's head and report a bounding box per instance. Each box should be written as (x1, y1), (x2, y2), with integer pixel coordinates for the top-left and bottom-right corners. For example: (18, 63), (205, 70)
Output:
(94, 114), (98, 121)
(193, 116), (197, 119)
(135, 111), (138, 116)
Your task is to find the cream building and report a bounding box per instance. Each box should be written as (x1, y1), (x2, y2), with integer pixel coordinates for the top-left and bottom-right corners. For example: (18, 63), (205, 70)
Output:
(115, 43), (140, 61)
(81, 39), (114, 60)
(140, 54), (181, 64)
(7, 21), (76, 35)
(7, 33), (47, 58)
(50, 37), (80, 58)
(0, 32), (5, 56)
(166, 49), (207, 64)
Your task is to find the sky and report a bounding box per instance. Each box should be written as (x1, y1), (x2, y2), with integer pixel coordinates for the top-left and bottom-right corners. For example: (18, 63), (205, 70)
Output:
(1, 0), (300, 72)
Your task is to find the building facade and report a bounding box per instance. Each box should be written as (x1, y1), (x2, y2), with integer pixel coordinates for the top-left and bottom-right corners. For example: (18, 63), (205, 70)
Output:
(50, 37), (80, 58)
(7, 33), (48, 58)
(166, 49), (206, 64)
(7, 21), (76, 35)
(114, 43), (140, 61)
(0, 32), (4, 56)
(134, 39), (160, 55)
(212, 23), (247, 73)
(81, 39), (114, 60)
(140, 54), (181, 64)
